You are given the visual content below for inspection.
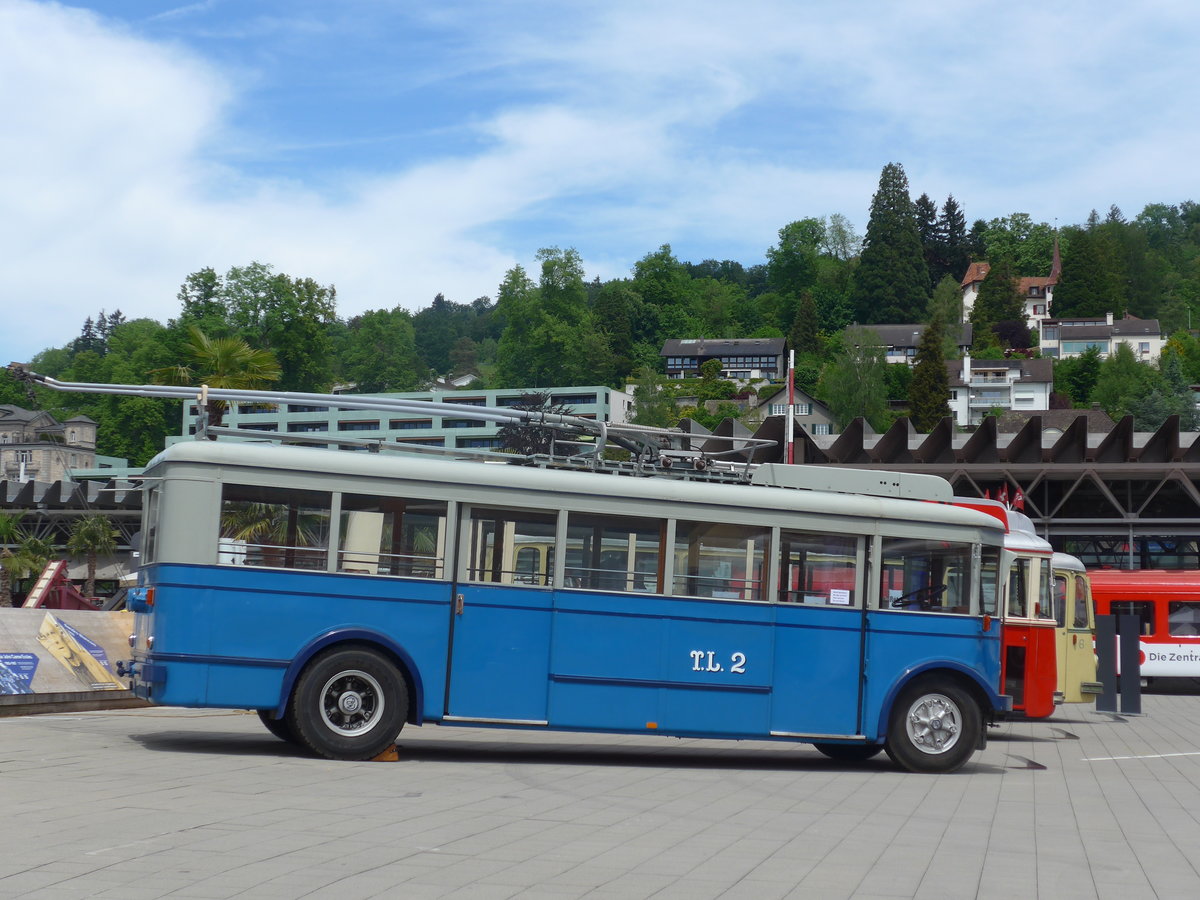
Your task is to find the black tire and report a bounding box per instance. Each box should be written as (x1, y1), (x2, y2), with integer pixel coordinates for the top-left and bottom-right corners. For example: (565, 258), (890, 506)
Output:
(812, 742), (885, 762)
(286, 647), (408, 760)
(257, 710), (297, 744)
(884, 678), (981, 774)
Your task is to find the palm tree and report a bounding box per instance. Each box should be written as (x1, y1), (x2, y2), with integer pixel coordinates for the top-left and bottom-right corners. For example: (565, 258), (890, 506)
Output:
(0, 513), (25, 607)
(67, 515), (119, 598)
(151, 325), (282, 427)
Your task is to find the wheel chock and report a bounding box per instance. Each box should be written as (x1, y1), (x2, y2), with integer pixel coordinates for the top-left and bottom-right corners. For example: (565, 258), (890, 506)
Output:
(371, 744), (399, 762)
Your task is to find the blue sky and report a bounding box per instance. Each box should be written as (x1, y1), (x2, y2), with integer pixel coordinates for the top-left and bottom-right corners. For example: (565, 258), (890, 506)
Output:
(3, 0), (1198, 362)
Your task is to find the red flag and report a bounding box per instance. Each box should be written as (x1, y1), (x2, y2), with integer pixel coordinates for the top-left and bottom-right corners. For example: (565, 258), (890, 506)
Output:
(998, 484), (1009, 506)
(1012, 489), (1025, 511)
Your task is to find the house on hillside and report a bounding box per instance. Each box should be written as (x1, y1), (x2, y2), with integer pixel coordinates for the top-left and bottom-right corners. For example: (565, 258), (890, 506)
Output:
(947, 357), (1053, 427)
(960, 240), (1062, 329)
(746, 385), (837, 435)
(843, 323), (973, 365)
(660, 338), (785, 383)
(0, 406), (98, 482)
(1038, 313), (1164, 362)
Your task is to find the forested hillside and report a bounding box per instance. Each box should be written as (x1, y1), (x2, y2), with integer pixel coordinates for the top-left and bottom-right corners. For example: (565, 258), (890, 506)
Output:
(4, 163), (1198, 464)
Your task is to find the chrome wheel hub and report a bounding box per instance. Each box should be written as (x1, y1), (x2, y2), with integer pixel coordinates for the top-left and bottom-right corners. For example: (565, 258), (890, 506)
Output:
(905, 693), (961, 755)
(320, 669), (383, 736)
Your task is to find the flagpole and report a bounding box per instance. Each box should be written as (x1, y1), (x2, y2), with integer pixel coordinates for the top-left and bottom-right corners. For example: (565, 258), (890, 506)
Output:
(786, 349), (795, 465)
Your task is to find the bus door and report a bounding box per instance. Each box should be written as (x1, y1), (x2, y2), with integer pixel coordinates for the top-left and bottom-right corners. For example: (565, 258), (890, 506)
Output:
(547, 515), (776, 738)
(769, 531), (866, 738)
(1000, 555), (1058, 718)
(1053, 568), (1099, 703)
(863, 536), (997, 732)
(444, 506), (557, 723)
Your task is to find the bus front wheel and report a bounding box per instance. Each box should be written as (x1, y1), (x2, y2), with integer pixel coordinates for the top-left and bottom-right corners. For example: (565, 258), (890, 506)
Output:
(287, 647), (408, 761)
(884, 679), (980, 774)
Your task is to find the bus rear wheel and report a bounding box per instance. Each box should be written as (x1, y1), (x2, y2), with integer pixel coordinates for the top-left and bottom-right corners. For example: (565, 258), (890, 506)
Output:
(287, 647), (408, 760)
(812, 742), (884, 762)
(884, 679), (980, 774)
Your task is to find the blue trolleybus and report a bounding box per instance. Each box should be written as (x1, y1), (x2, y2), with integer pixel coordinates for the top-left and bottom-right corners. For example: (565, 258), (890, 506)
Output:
(121, 439), (1010, 773)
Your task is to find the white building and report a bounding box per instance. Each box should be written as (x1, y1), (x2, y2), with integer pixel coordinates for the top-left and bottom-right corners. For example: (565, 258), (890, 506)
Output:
(659, 338), (785, 384)
(848, 323), (973, 365)
(1038, 313), (1164, 362)
(946, 357), (1053, 427)
(960, 241), (1061, 331)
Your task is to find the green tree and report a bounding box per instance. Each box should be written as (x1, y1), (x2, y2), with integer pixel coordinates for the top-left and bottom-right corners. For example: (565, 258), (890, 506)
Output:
(630, 365), (677, 428)
(1093, 344), (1156, 420)
(909, 318), (951, 431)
(821, 213), (861, 260)
(632, 245), (694, 310)
(928, 275), (965, 357)
(592, 281), (640, 376)
(788, 292), (820, 355)
(933, 195), (970, 286)
(816, 328), (890, 430)
(851, 163), (930, 323)
(67, 514), (118, 599)
(1128, 348), (1200, 431)
(150, 326), (282, 428)
(977, 214), (1058, 276)
(1051, 226), (1126, 318)
(767, 219), (824, 298)
(1054, 346), (1103, 406)
(341, 308), (421, 392)
(223, 263), (336, 392)
(970, 256), (1025, 350)
(175, 267), (229, 337)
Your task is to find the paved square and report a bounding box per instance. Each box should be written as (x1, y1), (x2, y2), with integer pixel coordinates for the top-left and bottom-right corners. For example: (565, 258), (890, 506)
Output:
(2, 694), (1200, 899)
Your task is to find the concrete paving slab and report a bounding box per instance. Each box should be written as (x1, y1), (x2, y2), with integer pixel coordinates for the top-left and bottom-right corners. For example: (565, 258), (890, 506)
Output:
(2, 693), (1200, 898)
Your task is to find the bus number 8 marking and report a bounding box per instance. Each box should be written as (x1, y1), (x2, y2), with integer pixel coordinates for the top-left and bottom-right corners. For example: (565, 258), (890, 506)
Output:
(690, 650), (747, 674)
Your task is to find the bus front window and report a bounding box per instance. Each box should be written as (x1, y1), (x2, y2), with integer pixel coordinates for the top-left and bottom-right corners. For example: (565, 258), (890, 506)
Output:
(879, 538), (974, 614)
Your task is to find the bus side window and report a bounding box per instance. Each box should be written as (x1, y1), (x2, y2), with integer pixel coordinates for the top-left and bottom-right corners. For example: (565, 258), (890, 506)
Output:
(879, 537), (974, 614)
(564, 513), (664, 594)
(673, 521), (768, 602)
(1053, 574), (1068, 627)
(1168, 601), (1200, 636)
(1072, 575), (1090, 629)
(339, 494), (447, 578)
(1110, 601), (1154, 636)
(778, 531), (859, 606)
(1007, 559), (1029, 618)
(219, 483), (332, 571)
(466, 507), (557, 586)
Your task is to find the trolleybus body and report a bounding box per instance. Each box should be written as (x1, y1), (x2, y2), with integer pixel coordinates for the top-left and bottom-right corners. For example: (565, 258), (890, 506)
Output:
(123, 440), (1010, 772)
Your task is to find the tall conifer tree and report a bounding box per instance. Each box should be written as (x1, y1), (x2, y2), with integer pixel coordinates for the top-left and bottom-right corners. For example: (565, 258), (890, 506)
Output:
(851, 163), (931, 324)
(910, 318), (951, 432)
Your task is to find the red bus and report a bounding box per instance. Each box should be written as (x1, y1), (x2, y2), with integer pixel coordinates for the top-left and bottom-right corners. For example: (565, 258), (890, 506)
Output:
(954, 501), (1058, 718)
(1088, 569), (1200, 681)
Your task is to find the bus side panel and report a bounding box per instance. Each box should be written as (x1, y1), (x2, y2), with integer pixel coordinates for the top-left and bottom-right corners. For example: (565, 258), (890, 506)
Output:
(1002, 620), (1058, 718)
(445, 584), (553, 722)
(770, 605), (864, 737)
(146, 564), (452, 714)
(547, 593), (774, 737)
(863, 611), (1002, 737)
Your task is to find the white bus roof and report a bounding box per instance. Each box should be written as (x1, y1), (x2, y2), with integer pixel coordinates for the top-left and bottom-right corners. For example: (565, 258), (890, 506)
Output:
(147, 440), (1005, 534)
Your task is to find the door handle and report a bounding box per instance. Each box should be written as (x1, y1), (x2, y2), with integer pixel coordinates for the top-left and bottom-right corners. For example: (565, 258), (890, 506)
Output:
(455, 593), (464, 615)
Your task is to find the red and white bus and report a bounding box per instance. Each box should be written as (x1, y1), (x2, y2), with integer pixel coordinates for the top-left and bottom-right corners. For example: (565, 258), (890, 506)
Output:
(955, 500), (1058, 718)
(1088, 569), (1200, 680)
